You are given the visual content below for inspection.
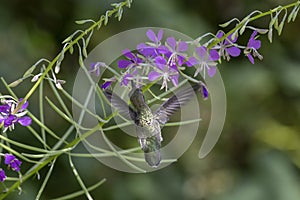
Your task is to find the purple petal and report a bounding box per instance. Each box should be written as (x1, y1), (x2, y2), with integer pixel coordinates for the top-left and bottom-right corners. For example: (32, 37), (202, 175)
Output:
(201, 84), (209, 100)
(247, 54), (255, 64)
(101, 81), (112, 89)
(0, 169), (6, 182)
(177, 55), (186, 66)
(249, 39), (261, 49)
(18, 116), (32, 126)
(18, 98), (29, 111)
(137, 43), (155, 57)
(247, 31), (261, 49)
(146, 29), (157, 43)
(250, 30), (258, 39)
(157, 45), (170, 55)
(224, 34), (238, 44)
(157, 30), (163, 41)
(169, 64), (178, 72)
(196, 46), (207, 58)
(155, 56), (167, 70)
(209, 49), (220, 61)
(121, 74), (132, 86)
(0, 104), (10, 113)
(10, 159), (22, 172)
(216, 31), (224, 39)
(4, 154), (15, 165)
(170, 74), (179, 86)
(208, 66), (217, 77)
(229, 34), (238, 43)
(186, 57), (199, 67)
(178, 41), (188, 52)
(122, 49), (135, 60)
(4, 115), (15, 127)
(118, 60), (132, 68)
(226, 46), (241, 57)
(137, 43), (147, 50)
(137, 43), (155, 56)
(148, 71), (161, 81)
(166, 37), (176, 50)
(90, 62), (96, 70)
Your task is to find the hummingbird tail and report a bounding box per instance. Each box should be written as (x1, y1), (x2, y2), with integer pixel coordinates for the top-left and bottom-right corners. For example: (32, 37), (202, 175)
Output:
(144, 150), (161, 167)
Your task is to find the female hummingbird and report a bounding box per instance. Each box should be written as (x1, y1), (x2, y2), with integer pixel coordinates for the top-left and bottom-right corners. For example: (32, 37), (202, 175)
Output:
(103, 83), (202, 167)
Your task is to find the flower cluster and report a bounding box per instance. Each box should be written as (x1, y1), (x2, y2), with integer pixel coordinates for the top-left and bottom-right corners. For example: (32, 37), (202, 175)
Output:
(92, 28), (263, 96)
(0, 154), (22, 182)
(0, 96), (32, 132)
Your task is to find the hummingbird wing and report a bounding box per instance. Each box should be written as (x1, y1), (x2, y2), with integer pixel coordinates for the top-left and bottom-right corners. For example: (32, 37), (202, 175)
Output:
(154, 83), (201, 125)
(103, 89), (137, 120)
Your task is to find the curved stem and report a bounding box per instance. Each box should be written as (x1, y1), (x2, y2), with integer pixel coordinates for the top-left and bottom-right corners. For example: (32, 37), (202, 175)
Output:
(207, 1), (300, 49)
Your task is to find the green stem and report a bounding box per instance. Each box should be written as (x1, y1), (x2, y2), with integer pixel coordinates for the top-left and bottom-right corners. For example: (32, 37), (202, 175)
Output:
(14, 0), (133, 113)
(207, 0), (300, 49)
(0, 1), (133, 198)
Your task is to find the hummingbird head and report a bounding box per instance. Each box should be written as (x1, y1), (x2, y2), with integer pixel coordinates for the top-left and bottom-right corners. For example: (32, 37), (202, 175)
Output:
(129, 87), (146, 110)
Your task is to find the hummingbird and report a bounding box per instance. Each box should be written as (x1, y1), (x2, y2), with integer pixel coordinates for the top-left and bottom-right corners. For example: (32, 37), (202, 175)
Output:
(103, 83), (203, 167)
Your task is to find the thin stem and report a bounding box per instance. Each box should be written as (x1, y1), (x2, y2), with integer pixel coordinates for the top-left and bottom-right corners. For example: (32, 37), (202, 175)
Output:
(14, 0), (133, 112)
(207, 1), (300, 49)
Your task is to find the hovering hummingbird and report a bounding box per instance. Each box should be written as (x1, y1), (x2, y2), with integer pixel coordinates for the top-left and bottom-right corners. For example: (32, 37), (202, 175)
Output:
(103, 83), (203, 167)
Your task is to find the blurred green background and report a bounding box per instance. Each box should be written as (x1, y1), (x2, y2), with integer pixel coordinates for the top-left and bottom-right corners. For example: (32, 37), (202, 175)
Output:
(1, 0), (300, 199)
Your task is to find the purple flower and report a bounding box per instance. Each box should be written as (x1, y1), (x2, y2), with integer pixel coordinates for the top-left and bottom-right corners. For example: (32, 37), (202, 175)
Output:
(89, 62), (106, 77)
(187, 46), (219, 78)
(201, 84), (209, 100)
(118, 49), (143, 69)
(4, 154), (22, 172)
(0, 169), (6, 182)
(137, 29), (165, 58)
(121, 73), (133, 86)
(163, 37), (188, 68)
(17, 98), (29, 112)
(148, 56), (179, 90)
(0, 98), (32, 132)
(18, 116), (32, 126)
(101, 81), (112, 89)
(4, 154), (16, 164)
(215, 31), (241, 61)
(147, 29), (163, 44)
(245, 31), (263, 64)
(101, 77), (116, 89)
(0, 104), (10, 113)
